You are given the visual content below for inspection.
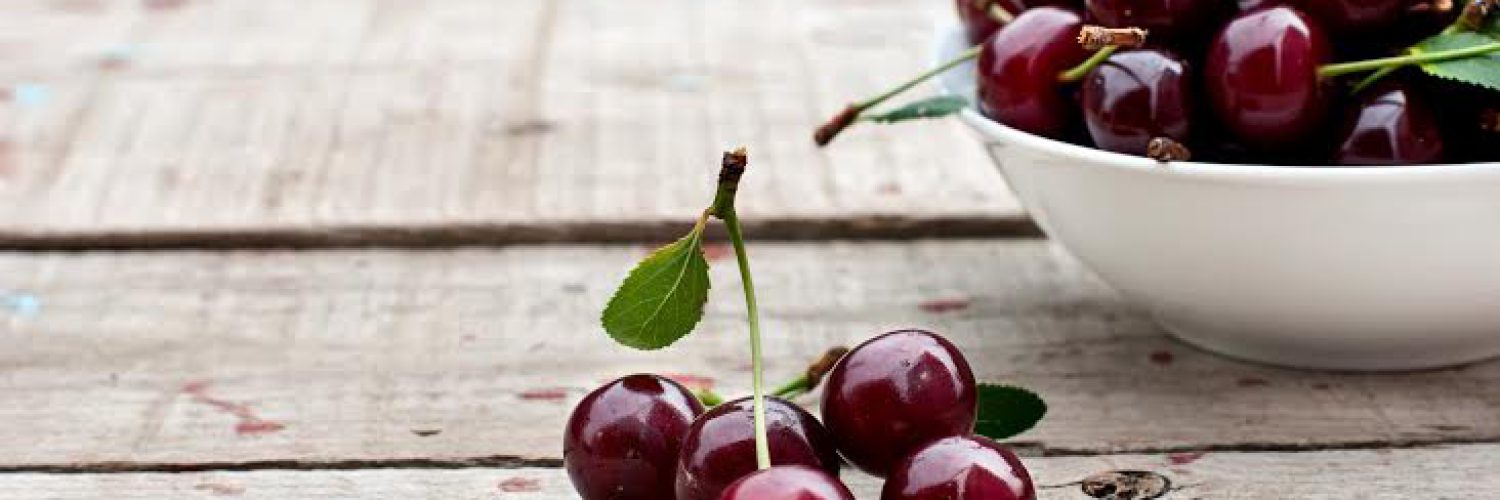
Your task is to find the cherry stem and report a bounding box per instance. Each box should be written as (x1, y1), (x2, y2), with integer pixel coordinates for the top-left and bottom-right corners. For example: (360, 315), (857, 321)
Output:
(814, 45), (981, 146)
(986, 1), (1014, 25)
(770, 346), (850, 399)
(695, 388), (725, 407)
(709, 147), (770, 471)
(1351, 4), (1487, 93)
(1319, 41), (1500, 78)
(1057, 46), (1117, 83)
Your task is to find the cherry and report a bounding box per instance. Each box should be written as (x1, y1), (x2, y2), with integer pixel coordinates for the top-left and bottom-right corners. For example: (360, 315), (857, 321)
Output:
(1204, 6), (1332, 150)
(977, 6), (1093, 139)
(882, 435), (1036, 500)
(1291, 0), (1406, 34)
(959, 0), (1088, 43)
(675, 396), (841, 500)
(718, 465), (855, 500)
(820, 329), (977, 477)
(1085, 0), (1230, 41)
(1334, 81), (1446, 165)
(1080, 48), (1194, 156)
(564, 374), (705, 500)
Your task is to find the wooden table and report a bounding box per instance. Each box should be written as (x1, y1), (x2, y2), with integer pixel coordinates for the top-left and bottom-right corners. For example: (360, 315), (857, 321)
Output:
(1, 1), (1495, 498)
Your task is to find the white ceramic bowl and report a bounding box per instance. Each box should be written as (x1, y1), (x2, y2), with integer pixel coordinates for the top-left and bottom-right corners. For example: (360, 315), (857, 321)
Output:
(934, 25), (1500, 370)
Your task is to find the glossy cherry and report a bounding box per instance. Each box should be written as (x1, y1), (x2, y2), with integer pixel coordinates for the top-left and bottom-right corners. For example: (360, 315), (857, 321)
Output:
(675, 397), (841, 500)
(1291, 0), (1405, 34)
(821, 329), (978, 477)
(977, 7), (1093, 139)
(1334, 82), (1446, 165)
(718, 465), (855, 500)
(1085, 0), (1229, 41)
(1205, 6), (1332, 150)
(1080, 48), (1194, 156)
(564, 374), (705, 500)
(881, 435), (1036, 500)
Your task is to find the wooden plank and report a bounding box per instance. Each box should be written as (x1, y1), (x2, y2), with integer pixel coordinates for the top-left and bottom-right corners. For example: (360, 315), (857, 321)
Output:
(0, 0), (1024, 247)
(1, 241), (1497, 468)
(4, 444), (1499, 498)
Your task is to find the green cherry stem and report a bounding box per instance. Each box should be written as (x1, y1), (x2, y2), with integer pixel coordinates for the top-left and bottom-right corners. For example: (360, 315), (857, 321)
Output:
(1351, 1), (1494, 93)
(1319, 41), (1500, 78)
(814, 45), (981, 146)
(986, 1), (1015, 25)
(695, 388), (725, 407)
(1056, 45), (1117, 83)
(770, 346), (851, 399)
(708, 147), (771, 471)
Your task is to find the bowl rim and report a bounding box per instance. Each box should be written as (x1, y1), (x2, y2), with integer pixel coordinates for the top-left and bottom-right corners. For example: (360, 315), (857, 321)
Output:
(932, 23), (1500, 181)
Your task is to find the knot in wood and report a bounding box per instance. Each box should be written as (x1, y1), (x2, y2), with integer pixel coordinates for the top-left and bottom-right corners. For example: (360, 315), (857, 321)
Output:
(1081, 470), (1171, 500)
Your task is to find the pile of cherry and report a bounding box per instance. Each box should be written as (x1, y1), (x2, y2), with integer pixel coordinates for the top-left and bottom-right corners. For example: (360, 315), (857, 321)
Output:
(934, 0), (1500, 165)
(564, 330), (1035, 500)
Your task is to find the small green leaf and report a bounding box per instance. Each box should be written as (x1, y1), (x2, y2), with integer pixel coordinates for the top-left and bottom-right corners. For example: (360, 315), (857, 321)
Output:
(974, 384), (1047, 440)
(865, 95), (968, 123)
(1416, 32), (1500, 92)
(601, 228), (711, 350)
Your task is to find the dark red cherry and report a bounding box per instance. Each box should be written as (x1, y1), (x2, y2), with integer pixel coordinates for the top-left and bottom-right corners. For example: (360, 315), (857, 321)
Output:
(881, 435), (1036, 500)
(1334, 82), (1445, 165)
(1085, 0), (1230, 40)
(977, 6), (1093, 139)
(675, 397), (841, 500)
(719, 465), (855, 500)
(1080, 48), (1194, 156)
(1290, 0), (1405, 34)
(1205, 6), (1332, 150)
(821, 329), (977, 477)
(564, 374), (705, 500)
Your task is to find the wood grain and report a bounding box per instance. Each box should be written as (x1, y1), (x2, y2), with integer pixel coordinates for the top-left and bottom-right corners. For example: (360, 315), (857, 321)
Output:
(1, 241), (1496, 469)
(4, 444), (1499, 499)
(0, 0), (1023, 247)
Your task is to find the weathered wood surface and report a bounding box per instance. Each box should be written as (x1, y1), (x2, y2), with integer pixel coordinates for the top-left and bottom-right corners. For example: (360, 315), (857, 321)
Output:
(5, 444), (1499, 499)
(0, 0), (1022, 247)
(2, 241), (1497, 469)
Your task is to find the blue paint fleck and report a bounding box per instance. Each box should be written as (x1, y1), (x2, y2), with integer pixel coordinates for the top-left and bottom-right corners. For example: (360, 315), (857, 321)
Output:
(2, 291), (41, 318)
(13, 84), (50, 108)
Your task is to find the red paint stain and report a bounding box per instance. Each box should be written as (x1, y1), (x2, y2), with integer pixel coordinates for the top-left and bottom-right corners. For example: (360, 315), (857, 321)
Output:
(518, 388), (568, 401)
(98, 55), (129, 70)
(181, 380), (286, 436)
(499, 477), (542, 492)
(1236, 377), (1270, 388)
(919, 298), (971, 314)
(193, 482), (245, 495)
(701, 243), (731, 262)
(0, 87), (11, 101)
(1168, 451), (1205, 465)
(663, 373), (716, 391)
(1148, 350), (1174, 365)
(461, 334), (477, 342)
(142, 0), (188, 11)
(877, 182), (902, 195)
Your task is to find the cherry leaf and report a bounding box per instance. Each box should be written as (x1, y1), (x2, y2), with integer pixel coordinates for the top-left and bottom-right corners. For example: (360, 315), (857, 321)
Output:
(865, 95), (969, 123)
(974, 383), (1047, 441)
(601, 228), (711, 350)
(1416, 32), (1500, 92)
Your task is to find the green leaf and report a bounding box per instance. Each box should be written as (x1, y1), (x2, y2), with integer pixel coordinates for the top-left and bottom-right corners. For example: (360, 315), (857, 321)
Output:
(865, 95), (968, 123)
(601, 228), (711, 350)
(974, 384), (1047, 440)
(1416, 32), (1500, 92)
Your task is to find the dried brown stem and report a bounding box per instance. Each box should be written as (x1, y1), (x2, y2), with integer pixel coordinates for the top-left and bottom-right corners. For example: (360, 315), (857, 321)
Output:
(1077, 25), (1149, 51)
(1146, 137), (1191, 163)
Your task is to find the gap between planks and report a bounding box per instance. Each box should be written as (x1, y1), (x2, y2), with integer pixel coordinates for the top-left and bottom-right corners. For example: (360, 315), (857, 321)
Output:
(3, 444), (1500, 499)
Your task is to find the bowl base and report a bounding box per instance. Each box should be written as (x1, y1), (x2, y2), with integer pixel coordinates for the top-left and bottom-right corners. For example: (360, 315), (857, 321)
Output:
(1155, 314), (1500, 372)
